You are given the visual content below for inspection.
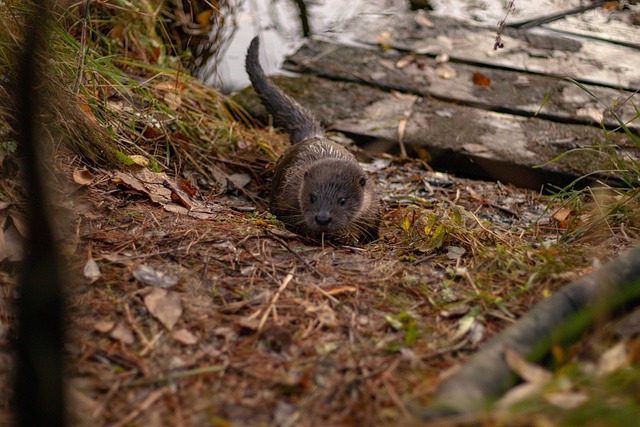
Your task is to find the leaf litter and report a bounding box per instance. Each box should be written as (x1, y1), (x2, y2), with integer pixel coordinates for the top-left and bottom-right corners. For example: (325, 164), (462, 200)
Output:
(1, 3), (639, 426)
(36, 148), (633, 426)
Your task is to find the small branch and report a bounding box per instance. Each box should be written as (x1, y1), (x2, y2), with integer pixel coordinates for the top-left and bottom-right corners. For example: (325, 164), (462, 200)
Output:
(125, 364), (227, 387)
(109, 388), (167, 427)
(258, 267), (295, 331)
(508, 0), (609, 30)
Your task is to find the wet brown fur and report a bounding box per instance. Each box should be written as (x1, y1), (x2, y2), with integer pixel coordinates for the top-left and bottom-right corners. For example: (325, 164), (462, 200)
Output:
(245, 37), (381, 242)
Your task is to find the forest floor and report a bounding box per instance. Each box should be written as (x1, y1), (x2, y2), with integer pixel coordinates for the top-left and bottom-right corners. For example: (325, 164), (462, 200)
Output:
(1, 2), (640, 426)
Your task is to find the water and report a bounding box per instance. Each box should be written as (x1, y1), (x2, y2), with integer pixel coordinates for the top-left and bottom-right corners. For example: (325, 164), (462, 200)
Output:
(199, 0), (592, 93)
(199, 0), (384, 92)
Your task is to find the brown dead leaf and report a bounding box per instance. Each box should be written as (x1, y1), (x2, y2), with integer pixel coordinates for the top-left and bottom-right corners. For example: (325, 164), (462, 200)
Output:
(112, 171), (147, 195)
(304, 302), (338, 327)
(110, 322), (135, 345)
(552, 207), (572, 222)
(472, 72), (491, 87)
(133, 264), (178, 288)
(1, 224), (23, 262)
(196, 9), (214, 28)
(83, 258), (101, 284)
(374, 31), (393, 44)
(414, 12), (433, 27)
(440, 303), (470, 318)
(603, 1), (622, 11)
(504, 347), (552, 384)
(178, 178), (198, 197)
(544, 391), (588, 409)
(172, 328), (198, 345)
(255, 219), (269, 228)
(144, 288), (183, 330)
(446, 246), (466, 260)
(496, 348), (553, 409)
(94, 320), (115, 334)
(129, 155), (149, 167)
(108, 24), (125, 42)
(155, 81), (185, 110)
(77, 95), (100, 125)
(324, 285), (357, 296)
(73, 168), (95, 186)
(597, 342), (628, 375)
(436, 64), (457, 79)
(497, 381), (546, 410)
(396, 55), (414, 69)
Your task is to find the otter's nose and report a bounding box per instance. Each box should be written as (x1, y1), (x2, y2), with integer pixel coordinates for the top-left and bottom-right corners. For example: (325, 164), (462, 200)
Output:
(315, 212), (332, 226)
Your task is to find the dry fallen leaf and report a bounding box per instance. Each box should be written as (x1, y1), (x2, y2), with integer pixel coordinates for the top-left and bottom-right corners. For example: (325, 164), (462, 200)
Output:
(544, 391), (589, 409)
(77, 94), (100, 125)
(374, 31), (393, 44)
(414, 12), (433, 27)
(496, 381), (545, 410)
(446, 246), (466, 260)
(94, 320), (115, 333)
(304, 302), (338, 327)
(552, 207), (572, 222)
(396, 55), (414, 69)
(440, 303), (470, 318)
(496, 348), (553, 409)
(144, 288), (183, 330)
(196, 9), (214, 28)
(172, 328), (198, 345)
(472, 72), (491, 87)
(451, 314), (478, 341)
(73, 168), (95, 186)
(110, 322), (134, 345)
(324, 285), (357, 296)
(129, 155), (150, 167)
(133, 264), (178, 288)
(576, 106), (603, 123)
(83, 258), (101, 284)
(112, 171), (147, 195)
(597, 342), (628, 375)
(436, 64), (457, 79)
(504, 347), (552, 384)
(1, 224), (24, 262)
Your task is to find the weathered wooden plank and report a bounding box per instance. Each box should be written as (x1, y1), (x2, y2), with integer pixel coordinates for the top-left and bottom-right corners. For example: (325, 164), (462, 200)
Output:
(350, 14), (640, 92)
(283, 38), (639, 131)
(236, 74), (636, 190)
(427, 1), (640, 48)
(429, 0), (585, 27)
(544, 14), (640, 49)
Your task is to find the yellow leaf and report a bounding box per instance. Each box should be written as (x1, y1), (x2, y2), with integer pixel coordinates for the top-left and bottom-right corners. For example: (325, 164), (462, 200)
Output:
(129, 155), (149, 167)
(401, 216), (410, 232)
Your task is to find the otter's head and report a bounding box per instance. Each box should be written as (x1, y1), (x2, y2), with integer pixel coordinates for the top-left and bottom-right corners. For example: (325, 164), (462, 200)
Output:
(297, 159), (368, 239)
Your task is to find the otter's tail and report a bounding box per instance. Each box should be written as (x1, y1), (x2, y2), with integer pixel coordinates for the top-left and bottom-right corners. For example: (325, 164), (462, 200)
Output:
(246, 37), (323, 144)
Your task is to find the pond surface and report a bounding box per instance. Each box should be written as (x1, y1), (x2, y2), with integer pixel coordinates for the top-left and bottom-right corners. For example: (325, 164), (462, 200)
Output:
(199, 0), (623, 93)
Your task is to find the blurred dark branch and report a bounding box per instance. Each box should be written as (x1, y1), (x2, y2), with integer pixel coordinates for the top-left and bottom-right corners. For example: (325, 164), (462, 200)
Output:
(14, 0), (66, 426)
(291, 0), (311, 37)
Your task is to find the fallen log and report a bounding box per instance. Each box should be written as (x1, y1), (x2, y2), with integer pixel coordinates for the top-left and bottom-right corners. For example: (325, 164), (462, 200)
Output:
(417, 245), (640, 420)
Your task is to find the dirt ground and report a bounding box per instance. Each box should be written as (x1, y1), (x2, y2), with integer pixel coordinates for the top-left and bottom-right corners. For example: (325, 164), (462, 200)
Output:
(1, 2), (639, 426)
(3, 140), (617, 426)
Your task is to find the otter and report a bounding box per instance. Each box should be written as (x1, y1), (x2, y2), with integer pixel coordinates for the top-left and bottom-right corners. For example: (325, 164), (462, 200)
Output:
(245, 37), (381, 243)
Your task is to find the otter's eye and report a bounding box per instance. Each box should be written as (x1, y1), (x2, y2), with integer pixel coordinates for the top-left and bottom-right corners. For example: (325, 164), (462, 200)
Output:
(359, 176), (367, 187)
(338, 197), (346, 206)
(309, 194), (317, 204)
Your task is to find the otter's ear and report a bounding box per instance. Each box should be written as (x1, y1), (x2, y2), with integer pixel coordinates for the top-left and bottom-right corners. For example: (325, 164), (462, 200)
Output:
(305, 171), (310, 179)
(359, 176), (367, 187)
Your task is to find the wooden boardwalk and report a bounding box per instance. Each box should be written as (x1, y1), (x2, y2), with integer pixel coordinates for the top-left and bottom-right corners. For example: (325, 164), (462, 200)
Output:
(240, 6), (640, 190)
